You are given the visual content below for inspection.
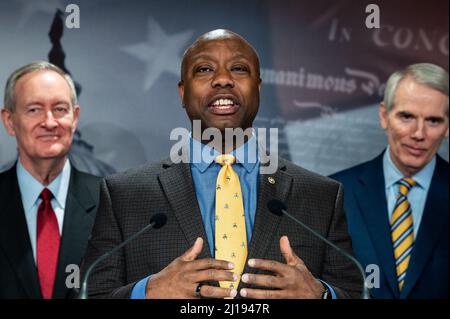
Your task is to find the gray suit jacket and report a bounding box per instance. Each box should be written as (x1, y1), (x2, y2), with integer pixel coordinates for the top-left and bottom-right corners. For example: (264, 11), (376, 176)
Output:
(82, 157), (362, 298)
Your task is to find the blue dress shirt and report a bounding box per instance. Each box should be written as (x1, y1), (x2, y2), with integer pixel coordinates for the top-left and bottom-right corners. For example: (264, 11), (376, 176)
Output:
(383, 146), (435, 238)
(189, 135), (260, 256)
(131, 136), (336, 299)
(16, 158), (71, 263)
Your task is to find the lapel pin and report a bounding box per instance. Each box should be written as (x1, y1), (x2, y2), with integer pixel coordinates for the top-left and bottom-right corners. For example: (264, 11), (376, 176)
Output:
(268, 177), (276, 184)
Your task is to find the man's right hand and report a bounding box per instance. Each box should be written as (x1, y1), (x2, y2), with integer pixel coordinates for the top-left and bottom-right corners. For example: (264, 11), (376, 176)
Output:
(145, 237), (238, 298)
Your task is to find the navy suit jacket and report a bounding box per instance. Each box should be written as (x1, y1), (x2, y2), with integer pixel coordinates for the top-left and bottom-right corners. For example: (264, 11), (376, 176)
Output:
(330, 152), (448, 299)
(0, 164), (101, 298)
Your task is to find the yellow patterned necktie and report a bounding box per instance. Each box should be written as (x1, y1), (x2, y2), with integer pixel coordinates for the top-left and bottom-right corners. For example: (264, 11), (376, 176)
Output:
(390, 177), (416, 291)
(215, 154), (247, 292)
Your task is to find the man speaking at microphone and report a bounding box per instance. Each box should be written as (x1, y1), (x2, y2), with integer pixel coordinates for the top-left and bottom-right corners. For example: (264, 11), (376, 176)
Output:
(81, 29), (361, 299)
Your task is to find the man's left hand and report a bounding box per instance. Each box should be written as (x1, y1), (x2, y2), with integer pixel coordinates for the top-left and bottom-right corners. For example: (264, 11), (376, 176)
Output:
(240, 236), (325, 299)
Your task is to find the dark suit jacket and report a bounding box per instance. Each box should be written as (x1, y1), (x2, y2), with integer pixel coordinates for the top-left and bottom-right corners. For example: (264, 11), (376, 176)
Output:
(330, 153), (449, 299)
(0, 164), (101, 299)
(82, 157), (362, 298)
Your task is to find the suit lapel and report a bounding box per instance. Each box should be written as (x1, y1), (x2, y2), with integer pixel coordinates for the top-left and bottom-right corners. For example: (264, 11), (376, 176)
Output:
(401, 157), (449, 298)
(158, 160), (212, 260)
(243, 159), (292, 275)
(53, 168), (97, 298)
(158, 156), (292, 291)
(0, 166), (42, 298)
(355, 155), (399, 297)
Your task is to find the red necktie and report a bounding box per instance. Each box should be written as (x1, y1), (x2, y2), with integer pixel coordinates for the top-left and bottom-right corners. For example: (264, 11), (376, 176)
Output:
(36, 188), (60, 299)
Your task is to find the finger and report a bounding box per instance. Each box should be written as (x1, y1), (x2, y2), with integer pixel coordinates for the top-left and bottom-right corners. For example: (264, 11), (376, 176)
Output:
(181, 237), (203, 262)
(198, 285), (238, 299)
(189, 258), (235, 272)
(247, 258), (287, 275)
(280, 236), (303, 266)
(240, 288), (283, 299)
(192, 269), (238, 283)
(241, 273), (284, 289)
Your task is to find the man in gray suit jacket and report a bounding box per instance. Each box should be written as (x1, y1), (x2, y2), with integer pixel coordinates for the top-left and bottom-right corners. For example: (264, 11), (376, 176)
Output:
(82, 29), (361, 299)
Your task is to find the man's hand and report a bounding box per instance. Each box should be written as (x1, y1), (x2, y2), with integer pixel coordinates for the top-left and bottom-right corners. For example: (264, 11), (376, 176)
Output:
(239, 236), (325, 299)
(146, 237), (238, 298)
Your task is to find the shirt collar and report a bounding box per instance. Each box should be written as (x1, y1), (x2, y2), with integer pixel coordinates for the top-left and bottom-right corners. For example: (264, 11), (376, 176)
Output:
(17, 158), (71, 210)
(188, 132), (259, 174)
(383, 146), (436, 190)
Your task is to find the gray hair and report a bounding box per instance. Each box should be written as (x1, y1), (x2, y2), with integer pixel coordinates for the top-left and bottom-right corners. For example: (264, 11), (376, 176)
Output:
(3, 61), (78, 112)
(383, 63), (449, 113)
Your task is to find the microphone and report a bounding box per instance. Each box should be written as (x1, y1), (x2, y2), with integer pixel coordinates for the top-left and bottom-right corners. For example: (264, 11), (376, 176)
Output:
(78, 213), (167, 299)
(267, 199), (369, 299)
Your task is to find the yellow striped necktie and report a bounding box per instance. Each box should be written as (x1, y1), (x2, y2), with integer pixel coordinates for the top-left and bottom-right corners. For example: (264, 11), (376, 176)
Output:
(390, 177), (416, 291)
(215, 154), (247, 292)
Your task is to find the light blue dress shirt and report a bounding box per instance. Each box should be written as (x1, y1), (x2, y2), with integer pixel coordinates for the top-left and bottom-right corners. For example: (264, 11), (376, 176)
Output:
(16, 159), (71, 263)
(383, 146), (435, 237)
(131, 136), (336, 299)
(189, 135), (260, 256)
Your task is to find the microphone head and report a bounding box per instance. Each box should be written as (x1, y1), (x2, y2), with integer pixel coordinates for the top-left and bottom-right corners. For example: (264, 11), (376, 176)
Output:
(267, 199), (286, 216)
(150, 213), (167, 229)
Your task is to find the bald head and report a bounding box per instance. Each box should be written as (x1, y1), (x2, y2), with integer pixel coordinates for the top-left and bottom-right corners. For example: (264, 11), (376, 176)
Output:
(180, 29), (260, 81)
(177, 28), (261, 133)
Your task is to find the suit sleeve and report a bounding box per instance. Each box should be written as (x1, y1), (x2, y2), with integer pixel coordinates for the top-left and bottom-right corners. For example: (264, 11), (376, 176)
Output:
(80, 178), (137, 298)
(321, 183), (363, 299)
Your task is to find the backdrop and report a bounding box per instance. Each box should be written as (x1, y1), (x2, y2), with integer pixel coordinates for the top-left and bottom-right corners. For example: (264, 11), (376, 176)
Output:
(0, 0), (448, 176)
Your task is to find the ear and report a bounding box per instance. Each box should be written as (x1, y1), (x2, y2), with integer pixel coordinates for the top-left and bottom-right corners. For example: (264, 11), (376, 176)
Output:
(71, 105), (80, 133)
(379, 102), (388, 130)
(1, 108), (16, 137)
(178, 81), (185, 109)
(258, 78), (262, 93)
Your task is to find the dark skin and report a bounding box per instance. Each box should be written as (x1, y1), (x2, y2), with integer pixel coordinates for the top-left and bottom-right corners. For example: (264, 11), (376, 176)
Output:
(147, 238), (238, 298)
(241, 236), (324, 299)
(146, 30), (324, 299)
(178, 32), (261, 153)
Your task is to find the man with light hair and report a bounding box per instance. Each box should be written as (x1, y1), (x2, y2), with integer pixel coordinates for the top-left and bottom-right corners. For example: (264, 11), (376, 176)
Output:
(331, 63), (449, 298)
(0, 61), (101, 298)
